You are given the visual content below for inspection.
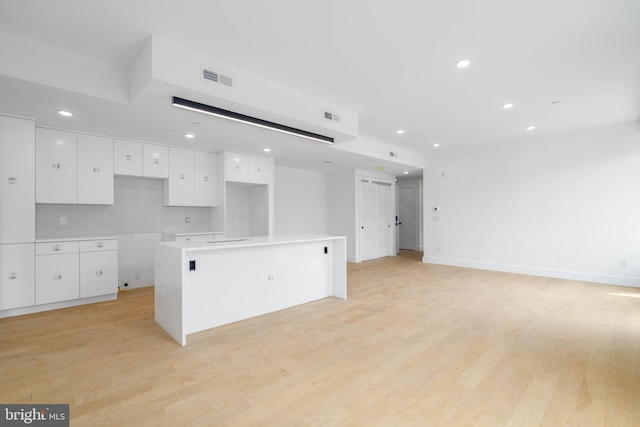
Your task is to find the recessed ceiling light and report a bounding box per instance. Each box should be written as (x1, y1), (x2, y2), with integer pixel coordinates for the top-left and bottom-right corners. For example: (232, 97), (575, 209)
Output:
(58, 110), (72, 117)
(502, 103), (514, 109)
(263, 148), (271, 152)
(184, 133), (195, 139)
(433, 143), (440, 147)
(526, 125), (536, 131)
(403, 171), (409, 175)
(396, 129), (405, 134)
(456, 59), (471, 68)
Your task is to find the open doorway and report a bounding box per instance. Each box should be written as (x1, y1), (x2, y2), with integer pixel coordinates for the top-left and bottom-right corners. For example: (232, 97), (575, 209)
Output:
(396, 178), (423, 252)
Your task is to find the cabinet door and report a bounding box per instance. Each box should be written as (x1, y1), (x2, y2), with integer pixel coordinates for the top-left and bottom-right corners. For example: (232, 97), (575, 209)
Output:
(194, 152), (217, 207)
(35, 128), (77, 204)
(114, 139), (143, 176)
(143, 144), (169, 178)
(248, 155), (269, 185)
(77, 134), (114, 205)
(165, 148), (194, 206)
(0, 116), (35, 243)
(224, 152), (249, 183)
(35, 253), (79, 305)
(80, 250), (117, 298)
(0, 243), (35, 310)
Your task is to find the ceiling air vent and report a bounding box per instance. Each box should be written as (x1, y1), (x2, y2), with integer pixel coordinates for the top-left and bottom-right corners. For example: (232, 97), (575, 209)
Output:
(390, 151), (398, 158)
(203, 68), (219, 83)
(324, 111), (340, 122)
(202, 68), (233, 87)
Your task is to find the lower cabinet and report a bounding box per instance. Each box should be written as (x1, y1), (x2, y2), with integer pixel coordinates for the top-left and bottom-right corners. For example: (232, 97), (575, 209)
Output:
(0, 243), (35, 310)
(34, 238), (118, 306)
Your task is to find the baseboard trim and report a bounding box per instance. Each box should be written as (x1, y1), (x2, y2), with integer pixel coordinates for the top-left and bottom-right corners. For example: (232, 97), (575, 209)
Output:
(0, 294), (117, 319)
(422, 256), (640, 288)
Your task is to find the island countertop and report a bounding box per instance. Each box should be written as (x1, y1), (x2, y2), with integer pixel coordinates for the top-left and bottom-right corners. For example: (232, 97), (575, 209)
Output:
(158, 234), (346, 252)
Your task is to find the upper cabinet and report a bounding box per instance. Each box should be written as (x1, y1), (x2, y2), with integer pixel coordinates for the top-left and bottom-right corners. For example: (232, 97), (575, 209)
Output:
(35, 128), (78, 204)
(77, 134), (114, 205)
(0, 115), (35, 244)
(113, 139), (143, 176)
(36, 128), (114, 205)
(223, 151), (270, 185)
(143, 144), (169, 179)
(114, 140), (168, 179)
(164, 149), (217, 207)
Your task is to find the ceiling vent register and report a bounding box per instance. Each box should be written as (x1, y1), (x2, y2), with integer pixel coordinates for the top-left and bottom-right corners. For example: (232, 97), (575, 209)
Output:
(202, 68), (233, 87)
(324, 111), (340, 122)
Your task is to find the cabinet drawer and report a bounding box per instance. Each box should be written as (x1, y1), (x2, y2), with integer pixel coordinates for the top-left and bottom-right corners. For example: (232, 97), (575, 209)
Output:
(35, 241), (79, 255)
(79, 239), (118, 252)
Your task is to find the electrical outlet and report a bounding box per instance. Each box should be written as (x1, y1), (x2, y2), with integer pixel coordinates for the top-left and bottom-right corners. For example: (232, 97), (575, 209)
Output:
(620, 260), (627, 269)
(59, 217), (67, 226)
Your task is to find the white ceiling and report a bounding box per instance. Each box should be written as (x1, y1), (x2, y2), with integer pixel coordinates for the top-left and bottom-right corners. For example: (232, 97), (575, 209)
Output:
(1, 0), (639, 176)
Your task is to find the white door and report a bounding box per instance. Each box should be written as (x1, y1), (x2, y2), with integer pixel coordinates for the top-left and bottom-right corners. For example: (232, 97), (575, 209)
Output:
(399, 185), (418, 250)
(359, 180), (393, 261)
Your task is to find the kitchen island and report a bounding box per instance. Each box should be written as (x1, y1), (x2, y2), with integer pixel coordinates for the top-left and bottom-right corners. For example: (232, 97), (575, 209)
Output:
(154, 235), (346, 345)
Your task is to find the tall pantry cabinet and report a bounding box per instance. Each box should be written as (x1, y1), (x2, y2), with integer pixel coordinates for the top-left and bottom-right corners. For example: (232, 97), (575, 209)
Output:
(0, 115), (36, 310)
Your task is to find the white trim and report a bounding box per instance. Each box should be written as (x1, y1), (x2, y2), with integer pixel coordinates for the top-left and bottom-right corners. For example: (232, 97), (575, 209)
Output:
(0, 294), (117, 319)
(422, 256), (640, 288)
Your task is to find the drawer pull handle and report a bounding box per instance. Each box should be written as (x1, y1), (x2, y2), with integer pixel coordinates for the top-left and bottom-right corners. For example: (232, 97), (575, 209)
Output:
(204, 176), (208, 182)
(180, 174), (185, 179)
(53, 244), (60, 251)
(154, 158), (160, 164)
(8, 177), (17, 184)
(125, 154), (132, 161)
(53, 274), (62, 281)
(93, 167), (101, 173)
(52, 163), (61, 169)
(96, 270), (103, 277)
(96, 242), (104, 248)
(8, 272), (17, 280)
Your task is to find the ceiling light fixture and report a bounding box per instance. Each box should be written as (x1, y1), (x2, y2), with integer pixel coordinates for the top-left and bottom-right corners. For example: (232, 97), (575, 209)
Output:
(403, 171), (409, 175)
(502, 103), (514, 109)
(396, 129), (405, 134)
(433, 143), (440, 147)
(456, 59), (471, 68)
(172, 97), (334, 144)
(184, 133), (195, 139)
(263, 148), (271, 152)
(58, 110), (73, 117)
(526, 125), (536, 131)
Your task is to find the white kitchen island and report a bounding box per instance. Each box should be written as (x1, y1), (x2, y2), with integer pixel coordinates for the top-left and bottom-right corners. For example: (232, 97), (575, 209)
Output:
(154, 235), (346, 345)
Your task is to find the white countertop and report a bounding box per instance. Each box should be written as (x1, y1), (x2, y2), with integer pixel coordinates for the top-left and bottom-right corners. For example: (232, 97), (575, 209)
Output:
(158, 234), (346, 252)
(35, 236), (117, 243)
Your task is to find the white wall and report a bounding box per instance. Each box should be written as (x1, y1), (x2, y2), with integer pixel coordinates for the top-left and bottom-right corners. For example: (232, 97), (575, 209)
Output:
(274, 166), (328, 235)
(423, 121), (640, 287)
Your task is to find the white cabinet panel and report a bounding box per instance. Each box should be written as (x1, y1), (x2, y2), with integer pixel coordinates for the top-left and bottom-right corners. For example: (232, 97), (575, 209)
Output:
(35, 128), (77, 204)
(80, 250), (117, 298)
(194, 151), (217, 207)
(143, 144), (169, 178)
(0, 116), (35, 243)
(35, 252), (79, 305)
(224, 152), (249, 183)
(114, 139), (143, 176)
(248, 155), (269, 184)
(164, 148), (194, 206)
(77, 134), (114, 205)
(0, 243), (35, 310)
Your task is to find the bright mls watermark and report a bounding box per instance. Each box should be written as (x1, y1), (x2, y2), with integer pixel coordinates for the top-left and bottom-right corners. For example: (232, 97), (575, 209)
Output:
(1, 405), (69, 426)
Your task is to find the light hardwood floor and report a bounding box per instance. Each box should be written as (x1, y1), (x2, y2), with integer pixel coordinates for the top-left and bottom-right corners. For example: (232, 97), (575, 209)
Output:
(1, 251), (639, 426)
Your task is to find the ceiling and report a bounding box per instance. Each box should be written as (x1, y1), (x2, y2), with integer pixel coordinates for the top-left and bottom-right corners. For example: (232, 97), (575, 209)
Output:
(0, 0), (639, 177)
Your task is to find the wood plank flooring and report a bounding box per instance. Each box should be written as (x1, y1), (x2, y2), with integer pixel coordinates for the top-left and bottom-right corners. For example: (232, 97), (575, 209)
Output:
(1, 251), (639, 426)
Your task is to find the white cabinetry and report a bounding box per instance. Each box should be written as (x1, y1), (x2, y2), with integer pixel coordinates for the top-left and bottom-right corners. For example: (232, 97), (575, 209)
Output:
(165, 149), (217, 207)
(78, 134), (114, 205)
(114, 140), (169, 178)
(0, 243), (35, 310)
(0, 115), (35, 243)
(35, 241), (80, 305)
(248, 155), (269, 184)
(194, 151), (217, 207)
(165, 147), (194, 206)
(223, 151), (270, 184)
(35, 128), (77, 204)
(143, 144), (169, 178)
(114, 139), (143, 176)
(79, 240), (118, 298)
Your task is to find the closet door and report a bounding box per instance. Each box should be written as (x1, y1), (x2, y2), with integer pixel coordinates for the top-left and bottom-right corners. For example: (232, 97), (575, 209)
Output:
(359, 180), (393, 262)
